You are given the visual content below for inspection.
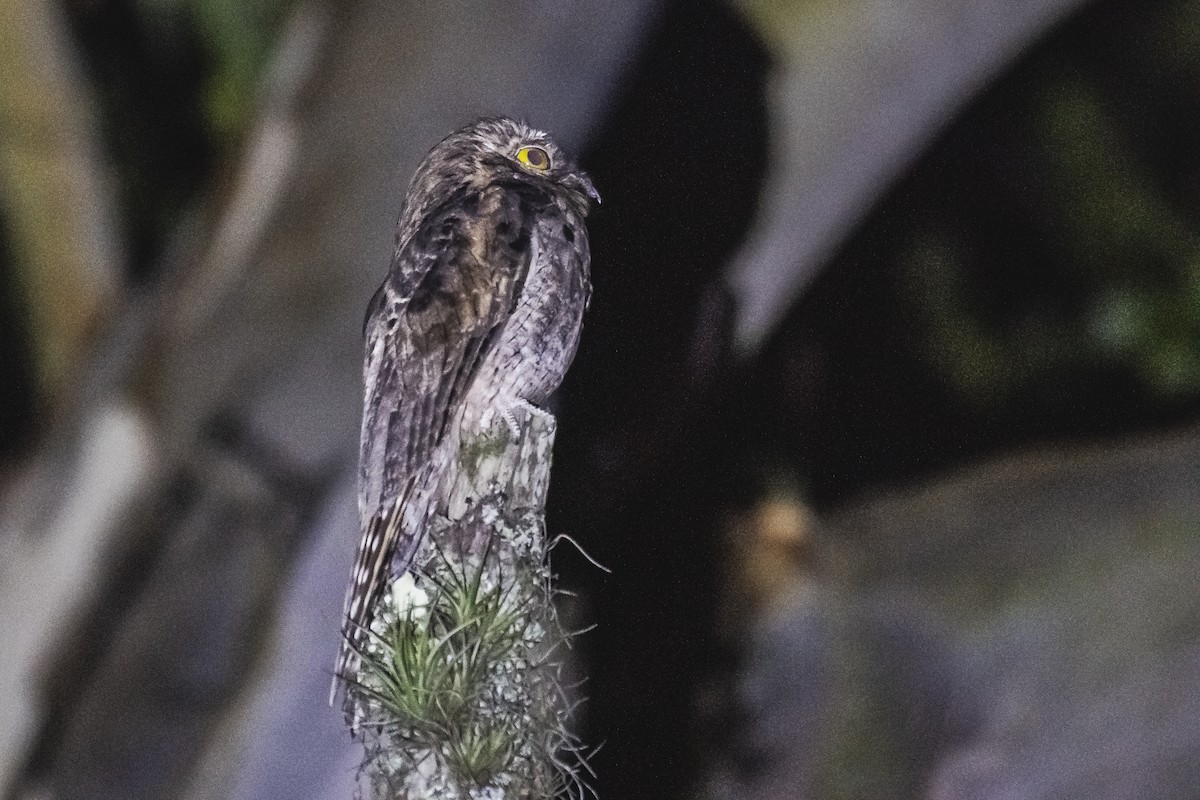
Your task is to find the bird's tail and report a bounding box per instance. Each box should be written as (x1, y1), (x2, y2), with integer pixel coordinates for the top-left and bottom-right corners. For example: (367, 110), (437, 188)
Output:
(330, 477), (424, 721)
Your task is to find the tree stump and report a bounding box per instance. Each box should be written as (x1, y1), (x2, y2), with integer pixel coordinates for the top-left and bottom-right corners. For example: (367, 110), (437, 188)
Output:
(348, 408), (588, 799)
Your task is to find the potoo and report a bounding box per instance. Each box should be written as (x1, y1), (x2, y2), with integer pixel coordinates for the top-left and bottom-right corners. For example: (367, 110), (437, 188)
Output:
(335, 118), (598, 696)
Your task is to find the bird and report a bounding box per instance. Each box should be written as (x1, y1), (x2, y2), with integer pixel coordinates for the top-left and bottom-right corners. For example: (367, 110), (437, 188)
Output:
(334, 117), (599, 709)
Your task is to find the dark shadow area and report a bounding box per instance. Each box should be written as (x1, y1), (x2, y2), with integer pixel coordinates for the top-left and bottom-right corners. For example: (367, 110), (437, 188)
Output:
(64, 0), (214, 281)
(552, 1), (771, 797)
(0, 211), (36, 462)
(560, 0), (1200, 796)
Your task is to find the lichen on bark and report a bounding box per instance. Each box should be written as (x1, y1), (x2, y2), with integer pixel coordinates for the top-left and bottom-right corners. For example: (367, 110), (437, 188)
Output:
(348, 410), (591, 800)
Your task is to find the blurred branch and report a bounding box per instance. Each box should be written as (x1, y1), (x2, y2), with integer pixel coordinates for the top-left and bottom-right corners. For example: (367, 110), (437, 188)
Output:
(0, 0), (122, 397)
(725, 0), (1093, 352)
(0, 2), (331, 796)
(0, 0), (128, 788)
(0, 402), (155, 792)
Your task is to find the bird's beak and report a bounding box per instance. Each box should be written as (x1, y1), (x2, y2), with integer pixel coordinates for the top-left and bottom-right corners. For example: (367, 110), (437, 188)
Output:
(570, 172), (601, 205)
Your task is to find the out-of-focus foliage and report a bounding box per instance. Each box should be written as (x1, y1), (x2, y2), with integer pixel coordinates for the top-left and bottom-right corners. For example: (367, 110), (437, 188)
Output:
(739, 0), (1200, 507)
(138, 0), (293, 141)
(63, 0), (293, 281)
(899, 0), (1200, 408)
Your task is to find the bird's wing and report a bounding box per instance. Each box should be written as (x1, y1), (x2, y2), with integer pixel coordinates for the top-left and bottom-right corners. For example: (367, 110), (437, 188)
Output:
(337, 184), (540, 697)
(359, 184), (539, 531)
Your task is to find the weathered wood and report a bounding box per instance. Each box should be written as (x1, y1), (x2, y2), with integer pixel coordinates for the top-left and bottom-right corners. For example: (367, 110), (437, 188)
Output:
(351, 409), (584, 799)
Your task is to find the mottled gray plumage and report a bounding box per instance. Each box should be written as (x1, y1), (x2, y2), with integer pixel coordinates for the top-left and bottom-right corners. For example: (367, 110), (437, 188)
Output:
(335, 118), (597, 699)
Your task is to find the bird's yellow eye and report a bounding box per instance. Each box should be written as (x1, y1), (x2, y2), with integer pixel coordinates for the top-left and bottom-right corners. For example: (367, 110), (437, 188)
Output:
(517, 146), (551, 170)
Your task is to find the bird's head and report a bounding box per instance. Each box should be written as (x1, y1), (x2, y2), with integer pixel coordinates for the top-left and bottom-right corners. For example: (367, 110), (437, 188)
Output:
(400, 118), (600, 235)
